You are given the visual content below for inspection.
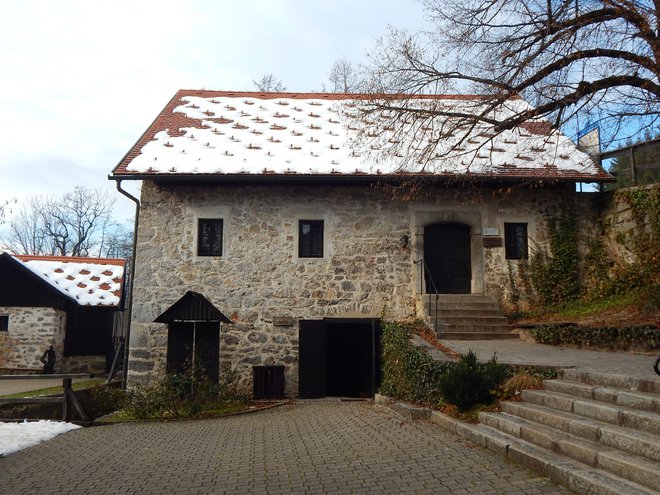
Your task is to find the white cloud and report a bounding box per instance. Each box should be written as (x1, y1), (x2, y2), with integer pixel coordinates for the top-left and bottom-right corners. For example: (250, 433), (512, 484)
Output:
(0, 0), (427, 225)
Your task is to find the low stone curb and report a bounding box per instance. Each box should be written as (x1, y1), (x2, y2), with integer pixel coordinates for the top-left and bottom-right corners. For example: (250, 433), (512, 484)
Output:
(373, 394), (657, 495)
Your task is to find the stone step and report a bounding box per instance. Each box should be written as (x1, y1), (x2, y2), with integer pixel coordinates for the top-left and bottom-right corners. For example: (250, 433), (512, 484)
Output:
(438, 331), (519, 340)
(545, 379), (660, 414)
(560, 369), (660, 395)
(429, 308), (507, 317)
(480, 411), (660, 491)
(436, 322), (518, 338)
(434, 315), (509, 325)
(521, 389), (660, 436)
(438, 324), (512, 333)
(423, 294), (497, 303)
(451, 422), (658, 495)
(500, 401), (660, 462)
(424, 301), (502, 312)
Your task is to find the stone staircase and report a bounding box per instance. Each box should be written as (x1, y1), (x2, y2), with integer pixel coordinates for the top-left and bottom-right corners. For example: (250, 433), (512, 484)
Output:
(422, 294), (517, 340)
(475, 369), (660, 495)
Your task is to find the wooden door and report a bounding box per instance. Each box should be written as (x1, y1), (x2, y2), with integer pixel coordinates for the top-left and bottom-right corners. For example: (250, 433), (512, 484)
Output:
(166, 322), (194, 374)
(166, 322), (219, 383)
(298, 319), (327, 398)
(194, 322), (219, 384)
(424, 223), (471, 294)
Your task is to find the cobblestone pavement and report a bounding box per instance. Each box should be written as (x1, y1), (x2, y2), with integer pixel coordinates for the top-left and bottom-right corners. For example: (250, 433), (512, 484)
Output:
(437, 339), (659, 380)
(0, 400), (569, 495)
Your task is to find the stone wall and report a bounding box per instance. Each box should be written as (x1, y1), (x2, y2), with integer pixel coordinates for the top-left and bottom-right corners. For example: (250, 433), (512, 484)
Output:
(128, 181), (590, 394)
(60, 355), (106, 374)
(0, 306), (66, 371)
(600, 183), (660, 265)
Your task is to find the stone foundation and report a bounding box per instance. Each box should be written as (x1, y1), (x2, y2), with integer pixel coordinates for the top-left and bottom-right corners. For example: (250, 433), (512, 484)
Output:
(60, 355), (107, 375)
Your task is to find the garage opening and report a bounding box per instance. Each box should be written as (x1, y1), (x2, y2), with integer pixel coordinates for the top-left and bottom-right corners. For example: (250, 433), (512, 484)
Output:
(299, 318), (381, 399)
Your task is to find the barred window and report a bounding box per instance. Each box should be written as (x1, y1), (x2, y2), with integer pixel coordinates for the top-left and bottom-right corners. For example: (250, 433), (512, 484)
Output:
(0, 315), (8, 332)
(198, 219), (223, 256)
(299, 220), (324, 258)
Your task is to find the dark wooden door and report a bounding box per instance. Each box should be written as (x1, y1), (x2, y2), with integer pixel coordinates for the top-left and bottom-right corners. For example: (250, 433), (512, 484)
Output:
(167, 322), (194, 374)
(424, 223), (471, 294)
(298, 319), (327, 398)
(195, 322), (219, 384)
(166, 322), (219, 383)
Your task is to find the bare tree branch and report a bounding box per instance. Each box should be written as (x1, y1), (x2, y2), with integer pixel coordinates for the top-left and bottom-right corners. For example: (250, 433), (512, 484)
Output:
(328, 57), (362, 92)
(357, 0), (659, 168)
(252, 74), (287, 92)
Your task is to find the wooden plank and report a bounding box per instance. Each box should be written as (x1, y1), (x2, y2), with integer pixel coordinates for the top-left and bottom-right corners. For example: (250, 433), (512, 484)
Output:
(66, 390), (89, 422)
(0, 397), (63, 403)
(0, 374), (92, 380)
(62, 378), (72, 421)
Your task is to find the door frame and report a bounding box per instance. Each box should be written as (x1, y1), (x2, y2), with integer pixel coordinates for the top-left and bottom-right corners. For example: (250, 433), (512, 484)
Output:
(413, 209), (484, 295)
(298, 318), (381, 399)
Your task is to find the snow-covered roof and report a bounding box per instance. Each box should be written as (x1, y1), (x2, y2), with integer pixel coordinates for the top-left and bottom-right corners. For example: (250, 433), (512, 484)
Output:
(12, 255), (125, 307)
(112, 90), (611, 182)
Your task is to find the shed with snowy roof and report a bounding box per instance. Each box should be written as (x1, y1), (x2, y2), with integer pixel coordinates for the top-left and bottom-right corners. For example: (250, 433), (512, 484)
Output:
(111, 90), (611, 398)
(0, 253), (126, 374)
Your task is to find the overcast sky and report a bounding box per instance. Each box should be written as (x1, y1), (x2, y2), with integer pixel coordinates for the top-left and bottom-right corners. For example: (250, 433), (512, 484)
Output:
(0, 0), (428, 224)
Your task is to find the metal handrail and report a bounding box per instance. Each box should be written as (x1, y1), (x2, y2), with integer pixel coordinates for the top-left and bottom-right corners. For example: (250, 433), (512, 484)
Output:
(414, 258), (440, 336)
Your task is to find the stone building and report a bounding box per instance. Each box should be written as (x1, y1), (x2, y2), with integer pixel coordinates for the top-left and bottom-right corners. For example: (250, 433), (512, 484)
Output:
(111, 90), (611, 398)
(0, 254), (125, 374)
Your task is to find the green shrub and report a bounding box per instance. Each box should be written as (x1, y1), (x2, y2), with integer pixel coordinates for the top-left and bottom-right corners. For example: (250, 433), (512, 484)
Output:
(124, 362), (248, 420)
(379, 320), (451, 406)
(438, 351), (509, 412)
(531, 324), (659, 351)
(78, 383), (127, 419)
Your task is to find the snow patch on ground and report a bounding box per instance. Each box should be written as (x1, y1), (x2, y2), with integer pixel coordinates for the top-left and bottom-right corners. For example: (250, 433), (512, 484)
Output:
(0, 420), (81, 456)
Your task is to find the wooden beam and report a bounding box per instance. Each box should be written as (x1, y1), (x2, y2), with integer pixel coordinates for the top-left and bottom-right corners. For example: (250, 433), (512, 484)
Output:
(0, 374), (92, 380)
(0, 397), (63, 404)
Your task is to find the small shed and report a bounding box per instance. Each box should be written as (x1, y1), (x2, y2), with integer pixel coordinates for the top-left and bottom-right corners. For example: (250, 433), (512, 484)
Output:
(154, 291), (232, 384)
(0, 253), (125, 373)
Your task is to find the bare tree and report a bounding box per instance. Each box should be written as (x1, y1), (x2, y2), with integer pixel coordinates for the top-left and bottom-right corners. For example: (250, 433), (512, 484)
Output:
(356, 0), (659, 169)
(0, 198), (16, 224)
(98, 221), (133, 260)
(3, 196), (49, 255)
(2, 186), (125, 258)
(252, 73), (287, 92)
(328, 57), (362, 92)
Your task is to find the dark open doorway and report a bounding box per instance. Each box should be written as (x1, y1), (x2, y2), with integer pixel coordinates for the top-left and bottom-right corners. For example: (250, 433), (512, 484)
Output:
(424, 222), (471, 294)
(299, 318), (381, 399)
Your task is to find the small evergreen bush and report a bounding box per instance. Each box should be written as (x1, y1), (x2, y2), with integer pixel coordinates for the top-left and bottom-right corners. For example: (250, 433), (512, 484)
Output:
(438, 351), (509, 412)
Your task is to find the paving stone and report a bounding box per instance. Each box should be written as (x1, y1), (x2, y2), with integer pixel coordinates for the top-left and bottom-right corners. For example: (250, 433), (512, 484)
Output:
(0, 400), (569, 495)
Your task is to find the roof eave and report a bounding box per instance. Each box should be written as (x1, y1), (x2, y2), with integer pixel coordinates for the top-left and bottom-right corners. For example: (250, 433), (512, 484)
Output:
(109, 172), (614, 184)
(1, 253), (124, 309)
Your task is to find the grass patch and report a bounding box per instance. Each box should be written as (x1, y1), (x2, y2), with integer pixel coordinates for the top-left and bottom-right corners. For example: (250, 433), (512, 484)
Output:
(517, 288), (651, 322)
(0, 379), (105, 399)
(98, 401), (250, 422)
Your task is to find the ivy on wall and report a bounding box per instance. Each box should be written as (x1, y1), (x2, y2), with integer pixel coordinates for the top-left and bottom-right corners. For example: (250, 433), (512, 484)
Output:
(527, 211), (580, 306)
(585, 186), (660, 300)
(508, 186), (660, 311)
(379, 320), (450, 406)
